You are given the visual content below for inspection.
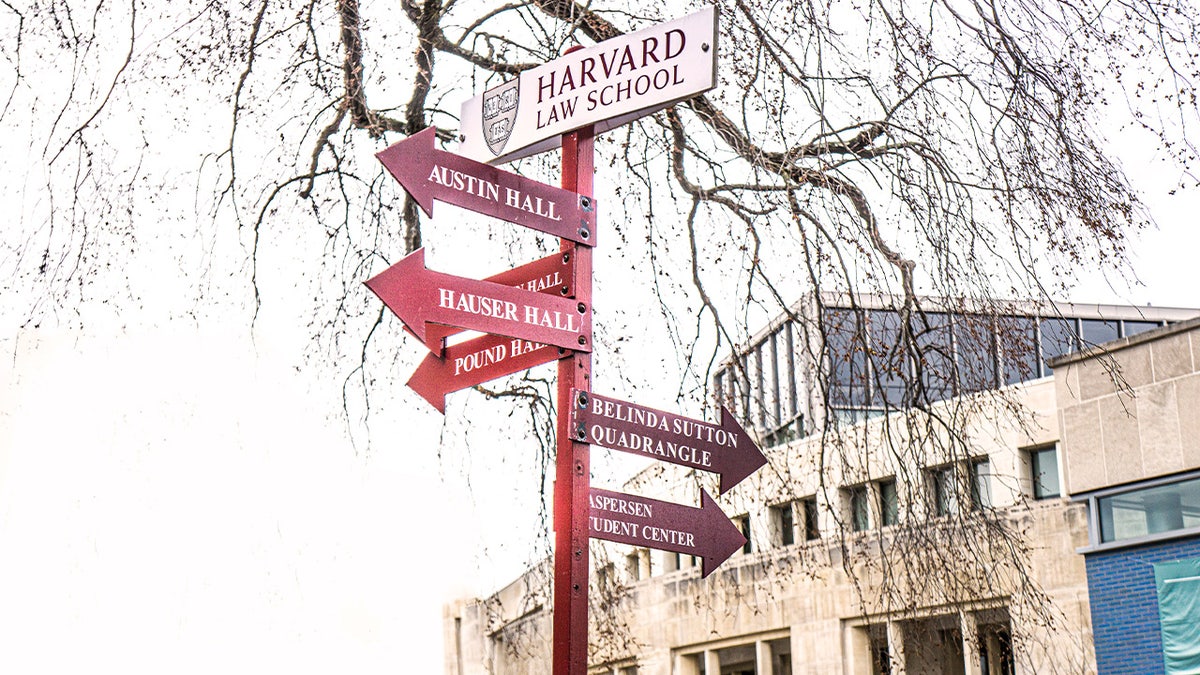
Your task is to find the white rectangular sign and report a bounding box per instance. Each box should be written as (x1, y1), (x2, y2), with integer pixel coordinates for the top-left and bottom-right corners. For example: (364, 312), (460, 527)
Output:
(458, 6), (718, 165)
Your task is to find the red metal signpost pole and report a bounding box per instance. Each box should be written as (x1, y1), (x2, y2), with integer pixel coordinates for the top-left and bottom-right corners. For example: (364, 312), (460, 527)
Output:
(554, 120), (594, 675)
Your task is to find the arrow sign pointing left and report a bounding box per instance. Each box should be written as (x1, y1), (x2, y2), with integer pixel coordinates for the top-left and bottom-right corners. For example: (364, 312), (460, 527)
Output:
(365, 247), (592, 354)
(589, 487), (745, 579)
(571, 390), (767, 494)
(377, 127), (597, 245)
(408, 333), (563, 413)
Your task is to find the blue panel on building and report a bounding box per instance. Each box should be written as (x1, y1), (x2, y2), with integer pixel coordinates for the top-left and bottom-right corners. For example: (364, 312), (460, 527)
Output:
(1087, 537), (1200, 674)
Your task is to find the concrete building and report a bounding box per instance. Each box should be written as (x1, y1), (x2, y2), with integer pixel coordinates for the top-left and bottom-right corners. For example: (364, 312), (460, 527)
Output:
(1053, 317), (1200, 674)
(446, 298), (1200, 675)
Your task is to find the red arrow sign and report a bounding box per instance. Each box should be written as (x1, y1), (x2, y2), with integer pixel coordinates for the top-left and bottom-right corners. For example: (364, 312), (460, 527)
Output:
(571, 390), (766, 495)
(378, 127), (597, 245)
(365, 248), (592, 354)
(424, 250), (573, 347)
(589, 487), (745, 578)
(408, 334), (564, 413)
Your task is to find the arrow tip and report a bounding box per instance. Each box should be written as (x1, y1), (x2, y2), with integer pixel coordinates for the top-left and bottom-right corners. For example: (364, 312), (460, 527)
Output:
(717, 406), (768, 495)
(700, 488), (746, 579)
(365, 248), (439, 352)
(407, 354), (448, 414)
(377, 127), (437, 217)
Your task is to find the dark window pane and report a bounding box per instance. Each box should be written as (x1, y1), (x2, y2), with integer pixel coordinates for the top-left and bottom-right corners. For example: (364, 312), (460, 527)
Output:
(869, 310), (907, 408)
(850, 487), (870, 531)
(802, 498), (820, 540)
(998, 316), (1039, 385)
(914, 312), (955, 402)
(955, 314), (997, 393)
(1039, 317), (1078, 373)
(1081, 319), (1119, 347)
(879, 480), (899, 526)
(739, 516), (752, 554)
(776, 503), (795, 546)
(1031, 447), (1060, 499)
(1123, 320), (1161, 337)
(825, 308), (868, 408)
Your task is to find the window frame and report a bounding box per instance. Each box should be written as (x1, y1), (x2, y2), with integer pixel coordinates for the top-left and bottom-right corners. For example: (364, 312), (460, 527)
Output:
(848, 486), (870, 532)
(1029, 445), (1061, 500)
(800, 497), (820, 541)
(929, 465), (959, 517)
(878, 478), (899, 526)
(969, 458), (993, 510)
(772, 501), (796, 547)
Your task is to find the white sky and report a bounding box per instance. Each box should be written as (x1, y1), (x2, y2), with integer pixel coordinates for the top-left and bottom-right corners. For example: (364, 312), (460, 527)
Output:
(2, 5), (1199, 674)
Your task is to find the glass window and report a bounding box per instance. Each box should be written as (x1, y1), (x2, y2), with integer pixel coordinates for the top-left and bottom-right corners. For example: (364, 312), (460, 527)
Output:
(970, 458), (993, 509)
(1098, 476), (1200, 543)
(849, 487), (870, 532)
(825, 308), (869, 408)
(931, 466), (958, 516)
(773, 503), (795, 546)
(997, 316), (1039, 385)
(738, 515), (752, 554)
(1030, 446), (1060, 500)
(914, 312), (955, 403)
(626, 552), (642, 581)
(1080, 319), (1119, 347)
(879, 479), (899, 526)
(1123, 320), (1161, 337)
(1039, 317), (1078, 374)
(870, 630), (891, 675)
(801, 497), (820, 540)
(869, 310), (907, 408)
(955, 314), (997, 393)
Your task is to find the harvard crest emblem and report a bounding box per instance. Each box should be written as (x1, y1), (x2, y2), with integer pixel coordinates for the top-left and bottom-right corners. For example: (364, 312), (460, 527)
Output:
(481, 79), (520, 156)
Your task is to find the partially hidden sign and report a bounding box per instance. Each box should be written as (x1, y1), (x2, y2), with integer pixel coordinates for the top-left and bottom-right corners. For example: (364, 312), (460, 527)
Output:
(409, 333), (563, 413)
(366, 248), (591, 354)
(589, 487), (745, 578)
(572, 390), (766, 494)
(377, 127), (598, 245)
(458, 6), (718, 165)
(407, 251), (574, 412)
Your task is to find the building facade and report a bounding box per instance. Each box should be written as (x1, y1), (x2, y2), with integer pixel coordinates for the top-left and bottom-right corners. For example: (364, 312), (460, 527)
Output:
(446, 298), (1199, 675)
(1053, 317), (1200, 674)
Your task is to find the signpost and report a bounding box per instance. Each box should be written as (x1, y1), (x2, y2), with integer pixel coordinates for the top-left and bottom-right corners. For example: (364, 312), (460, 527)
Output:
(589, 487), (746, 578)
(362, 9), (753, 675)
(458, 6), (718, 165)
(572, 389), (766, 494)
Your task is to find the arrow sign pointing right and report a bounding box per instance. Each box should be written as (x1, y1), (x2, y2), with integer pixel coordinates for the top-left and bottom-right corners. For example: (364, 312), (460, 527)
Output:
(365, 247), (592, 354)
(377, 127), (597, 245)
(589, 487), (745, 579)
(571, 390), (767, 495)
